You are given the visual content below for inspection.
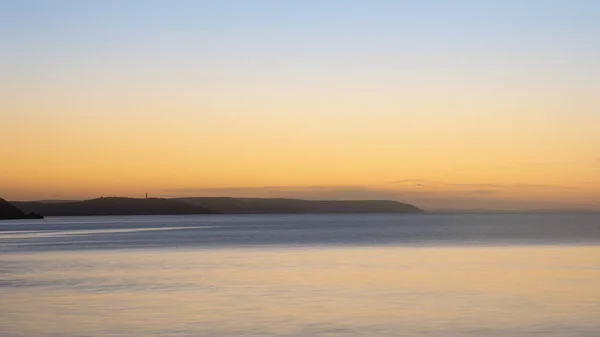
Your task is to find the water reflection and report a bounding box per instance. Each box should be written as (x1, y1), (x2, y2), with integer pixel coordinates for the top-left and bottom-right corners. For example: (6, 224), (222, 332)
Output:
(2, 246), (599, 336)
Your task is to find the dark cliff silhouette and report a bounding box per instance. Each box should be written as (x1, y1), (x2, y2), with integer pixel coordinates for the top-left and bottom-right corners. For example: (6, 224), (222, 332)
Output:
(0, 198), (44, 220)
(13, 197), (423, 216)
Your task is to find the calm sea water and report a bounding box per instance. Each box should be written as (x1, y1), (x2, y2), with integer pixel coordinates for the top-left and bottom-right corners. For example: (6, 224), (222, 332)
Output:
(1, 213), (600, 336)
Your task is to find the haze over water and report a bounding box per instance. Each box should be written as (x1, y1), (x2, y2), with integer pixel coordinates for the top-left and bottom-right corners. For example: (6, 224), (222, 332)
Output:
(2, 214), (600, 336)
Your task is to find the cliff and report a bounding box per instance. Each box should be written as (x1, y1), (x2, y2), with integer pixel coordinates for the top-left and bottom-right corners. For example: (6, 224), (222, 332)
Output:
(0, 198), (44, 220)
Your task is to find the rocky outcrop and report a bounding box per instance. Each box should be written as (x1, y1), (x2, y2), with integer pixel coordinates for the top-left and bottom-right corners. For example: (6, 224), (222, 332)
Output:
(0, 198), (44, 220)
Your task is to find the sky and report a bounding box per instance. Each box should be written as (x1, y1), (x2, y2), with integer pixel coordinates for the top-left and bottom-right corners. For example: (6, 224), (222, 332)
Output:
(1, 0), (599, 210)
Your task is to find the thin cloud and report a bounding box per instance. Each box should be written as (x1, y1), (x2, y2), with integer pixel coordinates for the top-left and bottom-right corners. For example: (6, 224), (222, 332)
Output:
(392, 180), (579, 190)
(469, 189), (496, 195)
(450, 183), (500, 188)
(163, 183), (598, 211)
(391, 179), (433, 184)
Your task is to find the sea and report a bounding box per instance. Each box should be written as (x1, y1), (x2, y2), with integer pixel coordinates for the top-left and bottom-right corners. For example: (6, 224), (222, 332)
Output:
(1, 213), (599, 337)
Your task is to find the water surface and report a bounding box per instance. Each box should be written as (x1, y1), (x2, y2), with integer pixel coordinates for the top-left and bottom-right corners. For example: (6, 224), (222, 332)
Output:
(1, 214), (600, 336)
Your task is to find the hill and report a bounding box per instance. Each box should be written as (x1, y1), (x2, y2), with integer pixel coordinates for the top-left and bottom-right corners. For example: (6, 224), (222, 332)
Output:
(13, 197), (424, 216)
(176, 197), (424, 214)
(13, 197), (215, 216)
(0, 198), (44, 220)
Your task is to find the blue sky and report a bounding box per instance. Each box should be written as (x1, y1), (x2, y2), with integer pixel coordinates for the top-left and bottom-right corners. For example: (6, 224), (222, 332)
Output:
(3, 0), (598, 73)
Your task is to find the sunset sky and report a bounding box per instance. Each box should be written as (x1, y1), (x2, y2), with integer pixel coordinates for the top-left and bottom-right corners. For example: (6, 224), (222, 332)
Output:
(2, 0), (599, 210)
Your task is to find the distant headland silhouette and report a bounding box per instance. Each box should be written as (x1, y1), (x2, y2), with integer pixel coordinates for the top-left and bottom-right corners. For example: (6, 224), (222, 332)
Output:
(6, 197), (424, 218)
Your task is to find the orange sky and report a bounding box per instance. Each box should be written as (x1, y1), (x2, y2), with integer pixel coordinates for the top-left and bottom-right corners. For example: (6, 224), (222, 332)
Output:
(2, 1), (599, 209)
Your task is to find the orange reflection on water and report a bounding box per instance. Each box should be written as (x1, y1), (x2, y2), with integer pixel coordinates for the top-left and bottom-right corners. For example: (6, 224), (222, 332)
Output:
(2, 246), (600, 336)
